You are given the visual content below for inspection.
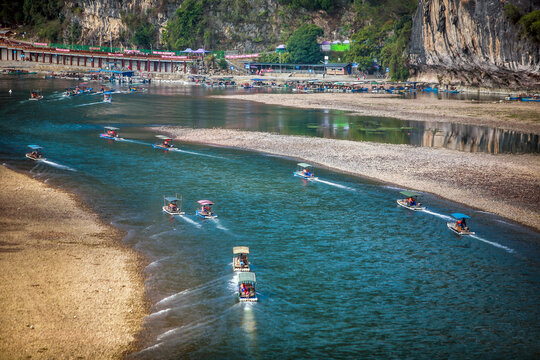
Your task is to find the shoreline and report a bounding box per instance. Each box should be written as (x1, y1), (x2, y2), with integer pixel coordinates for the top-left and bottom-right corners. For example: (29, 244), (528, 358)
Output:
(0, 165), (148, 358)
(213, 93), (540, 134)
(155, 127), (540, 232)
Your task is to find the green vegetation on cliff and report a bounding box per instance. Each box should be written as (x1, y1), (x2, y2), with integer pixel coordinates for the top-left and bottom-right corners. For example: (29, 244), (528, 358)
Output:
(347, 0), (417, 80)
(287, 24), (324, 64)
(163, 0), (206, 50)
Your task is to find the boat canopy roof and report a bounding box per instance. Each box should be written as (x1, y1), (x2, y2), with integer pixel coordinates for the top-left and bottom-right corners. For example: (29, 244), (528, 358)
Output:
(233, 246), (249, 254)
(400, 190), (419, 197)
(104, 126), (119, 130)
(165, 196), (180, 202)
(156, 135), (172, 140)
(297, 162), (312, 168)
(452, 213), (470, 219)
(198, 200), (214, 205)
(28, 145), (42, 150)
(238, 272), (256, 283)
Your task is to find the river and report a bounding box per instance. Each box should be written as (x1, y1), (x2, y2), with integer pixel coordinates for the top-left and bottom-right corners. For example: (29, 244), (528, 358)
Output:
(1, 78), (539, 359)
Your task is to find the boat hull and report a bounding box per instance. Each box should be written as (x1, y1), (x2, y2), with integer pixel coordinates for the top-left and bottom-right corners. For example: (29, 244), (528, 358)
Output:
(25, 153), (43, 161)
(99, 134), (122, 141)
(196, 210), (217, 219)
(447, 222), (475, 235)
(397, 199), (426, 211)
(239, 297), (258, 302)
(162, 206), (185, 215)
(293, 171), (318, 181)
(152, 144), (176, 151)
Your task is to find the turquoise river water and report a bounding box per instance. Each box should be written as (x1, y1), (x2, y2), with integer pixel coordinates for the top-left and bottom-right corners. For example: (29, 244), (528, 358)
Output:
(0, 78), (539, 359)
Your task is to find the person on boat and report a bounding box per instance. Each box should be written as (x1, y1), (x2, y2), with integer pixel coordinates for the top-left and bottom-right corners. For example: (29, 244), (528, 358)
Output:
(456, 219), (463, 231)
(169, 202), (177, 211)
(461, 218), (467, 230)
(241, 254), (248, 266)
(240, 283), (247, 297)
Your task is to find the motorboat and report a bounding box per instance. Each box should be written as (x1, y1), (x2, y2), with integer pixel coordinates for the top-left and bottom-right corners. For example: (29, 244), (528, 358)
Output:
(103, 92), (112, 103)
(233, 246), (250, 272)
(25, 145), (44, 161)
(447, 213), (475, 235)
(196, 200), (217, 219)
(294, 162), (318, 181)
(397, 190), (426, 211)
(99, 126), (122, 140)
(238, 272), (257, 302)
(152, 135), (176, 151)
(29, 89), (43, 100)
(162, 196), (185, 215)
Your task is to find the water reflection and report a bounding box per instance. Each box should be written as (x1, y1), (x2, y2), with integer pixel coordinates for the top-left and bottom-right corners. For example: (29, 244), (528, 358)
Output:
(308, 114), (538, 154)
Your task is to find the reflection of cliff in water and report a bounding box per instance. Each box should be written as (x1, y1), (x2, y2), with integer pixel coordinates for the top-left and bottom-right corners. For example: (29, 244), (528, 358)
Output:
(419, 122), (539, 154)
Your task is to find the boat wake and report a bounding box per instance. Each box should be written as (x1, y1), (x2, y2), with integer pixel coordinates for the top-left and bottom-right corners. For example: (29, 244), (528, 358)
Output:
(169, 148), (226, 160)
(155, 276), (227, 307)
(422, 209), (454, 221)
(40, 159), (76, 171)
(313, 178), (356, 191)
(213, 219), (229, 231)
(175, 214), (202, 228)
(116, 138), (149, 146)
(469, 234), (514, 253)
(74, 101), (106, 107)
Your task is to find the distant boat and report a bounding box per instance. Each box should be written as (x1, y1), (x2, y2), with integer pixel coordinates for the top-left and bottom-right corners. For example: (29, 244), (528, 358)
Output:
(99, 126), (122, 140)
(238, 272), (257, 302)
(396, 190), (426, 211)
(162, 195), (185, 215)
(294, 162), (318, 181)
(152, 135), (176, 151)
(25, 145), (44, 161)
(447, 213), (475, 236)
(233, 246), (250, 272)
(196, 200), (217, 219)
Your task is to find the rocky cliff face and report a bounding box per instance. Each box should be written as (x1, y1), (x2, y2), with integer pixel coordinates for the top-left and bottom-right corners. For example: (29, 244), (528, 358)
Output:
(61, 0), (352, 53)
(62, 0), (181, 47)
(409, 0), (540, 89)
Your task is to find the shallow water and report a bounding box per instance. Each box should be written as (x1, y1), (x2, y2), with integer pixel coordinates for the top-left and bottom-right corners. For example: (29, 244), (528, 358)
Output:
(1, 79), (539, 359)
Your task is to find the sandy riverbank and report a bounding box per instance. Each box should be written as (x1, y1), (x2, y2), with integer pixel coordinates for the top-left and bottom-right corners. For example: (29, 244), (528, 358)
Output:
(214, 93), (540, 134)
(157, 127), (540, 231)
(0, 166), (147, 358)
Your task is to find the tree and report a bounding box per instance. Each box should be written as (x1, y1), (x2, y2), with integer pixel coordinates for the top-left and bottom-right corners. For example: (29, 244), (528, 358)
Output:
(164, 0), (205, 50)
(287, 24), (323, 64)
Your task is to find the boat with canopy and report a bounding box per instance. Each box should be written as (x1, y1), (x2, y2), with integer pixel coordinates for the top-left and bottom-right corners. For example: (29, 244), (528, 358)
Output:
(196, 200), (217, 219)
(99, 126), (122, 140)
(447, 213), (475, 235)
(152, 135), (176, 151)
(233, 246), (250, 272)
(294, 162), (318, 181)
(25, 145), (44, 161)
(397, 190), (426, 211)
(103, 91), (112, 103)
(29, 89), (43, 100)
(238, 272), (257, 302)
(163, 196), (185, 215)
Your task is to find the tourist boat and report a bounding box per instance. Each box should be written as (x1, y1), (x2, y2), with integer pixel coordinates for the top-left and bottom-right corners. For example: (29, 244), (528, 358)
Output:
(162, 196), (185, 215)
(103, 92), (112, 103)
(397, 190), (426, 211)
(447, 213), (475, 235)
(294, 163), (318, 181)
(196, 200), (217, 219)
(233, 246), (250, 272)
(29, 89), (43, 100)
(152, 135), (176, 151)
(99, 126), (122, 140)
(238, 272), (257, 302)
(25, 145), (44, 161)
(521, 96), (540, 102)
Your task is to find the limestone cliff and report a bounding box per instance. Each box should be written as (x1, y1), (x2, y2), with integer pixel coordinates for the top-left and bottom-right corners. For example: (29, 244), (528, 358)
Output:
(409, 0), (540, 89)
(61, 0), (353, 53)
